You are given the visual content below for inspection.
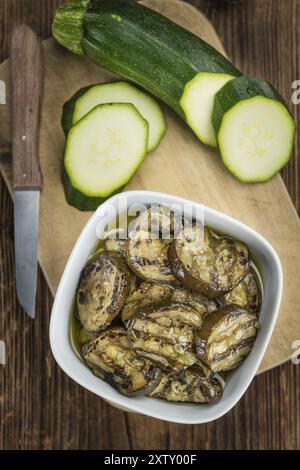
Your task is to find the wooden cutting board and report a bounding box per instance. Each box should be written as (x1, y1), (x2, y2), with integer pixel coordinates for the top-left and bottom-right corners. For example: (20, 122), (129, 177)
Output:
(0, 0), (299, 373)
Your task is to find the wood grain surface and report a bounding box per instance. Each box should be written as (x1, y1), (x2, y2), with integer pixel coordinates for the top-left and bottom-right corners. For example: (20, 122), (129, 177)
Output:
(11, 25), (44, 190)
(0, 0), (299, 450)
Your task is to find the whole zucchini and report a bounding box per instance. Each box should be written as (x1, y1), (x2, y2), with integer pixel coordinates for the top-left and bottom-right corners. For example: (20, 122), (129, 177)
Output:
(52, 0), (240, 144)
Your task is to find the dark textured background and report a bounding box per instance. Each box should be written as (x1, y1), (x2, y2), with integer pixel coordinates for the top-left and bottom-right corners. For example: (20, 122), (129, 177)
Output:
(0, 0), (299, 450)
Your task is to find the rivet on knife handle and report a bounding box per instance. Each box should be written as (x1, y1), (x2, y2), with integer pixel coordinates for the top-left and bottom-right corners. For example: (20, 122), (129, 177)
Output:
(11, 25), (44, 191)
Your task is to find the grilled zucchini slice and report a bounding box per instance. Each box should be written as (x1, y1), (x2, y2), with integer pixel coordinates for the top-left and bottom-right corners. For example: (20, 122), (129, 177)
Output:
(170, 287), (220, 317)
(121, 281), (219, 324)
(103, 228), (128, 255)
(196, 305), (259, 372)
(126, 229), (176, 284)
(224, 268), (262, 315)
(104, 237), (127, 254)
(121, 282), (174, 323)
(76, 251), (131, 333)
(128, 302), (202, 370)
(83, 327), (161, 396)
(150, 366), (222, 403)
(133, 204), (180, 238)
(169, 225), (250, 297)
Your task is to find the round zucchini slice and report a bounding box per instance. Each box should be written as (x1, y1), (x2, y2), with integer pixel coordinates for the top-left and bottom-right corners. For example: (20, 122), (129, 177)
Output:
(196, 305), (259, 372)
(126, 229), (176, 284)
(150, 366), (222, 403)
(64, 103), (148, 202)
(224, 268), (262, 315)
(169, 225), (250, 297)
(121, 281), (219, 324)
(127, 302), (202, 371)
(212, 76), (296, 182)
(180, 72), (235, 147)
(76, 251), (131, 333)
(83, 327), (161, 396)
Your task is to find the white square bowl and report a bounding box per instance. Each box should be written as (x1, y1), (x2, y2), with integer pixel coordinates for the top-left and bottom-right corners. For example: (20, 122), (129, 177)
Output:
(49, 190), (283, 424)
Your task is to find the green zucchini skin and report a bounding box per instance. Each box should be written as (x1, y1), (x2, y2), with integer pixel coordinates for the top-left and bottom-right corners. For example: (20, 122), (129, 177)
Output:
(212, 75), (290, 135)
(62, 166), (116, 211)
(61, 86), (90, 136)
(53, 0), (241, 116)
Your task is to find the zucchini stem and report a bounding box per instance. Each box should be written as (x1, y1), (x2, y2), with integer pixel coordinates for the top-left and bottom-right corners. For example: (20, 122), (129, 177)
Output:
(52, 0), (90, 55)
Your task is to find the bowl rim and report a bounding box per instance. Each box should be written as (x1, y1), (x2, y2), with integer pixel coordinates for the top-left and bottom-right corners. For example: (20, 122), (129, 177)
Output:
(49, 190), (283, 424)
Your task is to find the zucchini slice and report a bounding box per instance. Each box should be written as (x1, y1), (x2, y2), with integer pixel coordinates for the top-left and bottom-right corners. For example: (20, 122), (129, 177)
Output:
(61, 85), (90, 135)
(83, 327), (162, 396)
(196, 305), (259, 372)
(150, 366), (222, 403)
(170, 286), (220, 317)
(63, 82), (167, 152)
(224, 267), (262, 315)
(213, 75), (296, 182)
(63, 103), (148, 211)
(126, 230), (176, 284)
(121, 282), (174, 324)
(132, 204), (179, 238)
(76, 251), (131, 333)
(121, 281), (219, 324)
(169, 225), (250, 298)
(103, 228), (128, 255)
(127, 302), (202, 371)
(180, 72), (235, 147)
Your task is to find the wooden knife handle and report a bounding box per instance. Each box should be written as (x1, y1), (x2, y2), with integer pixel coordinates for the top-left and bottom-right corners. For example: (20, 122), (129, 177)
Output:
(11, 25), (44, 190)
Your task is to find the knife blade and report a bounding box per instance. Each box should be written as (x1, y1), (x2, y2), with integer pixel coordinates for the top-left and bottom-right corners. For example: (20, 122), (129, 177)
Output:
(10, 25), (44, 318)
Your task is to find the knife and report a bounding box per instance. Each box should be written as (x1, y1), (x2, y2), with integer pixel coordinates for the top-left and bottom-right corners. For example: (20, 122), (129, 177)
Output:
(10, 25), (44, 318)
